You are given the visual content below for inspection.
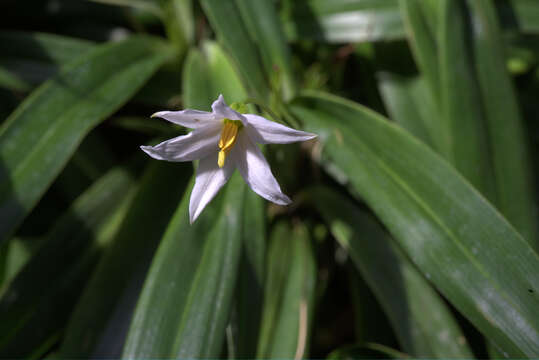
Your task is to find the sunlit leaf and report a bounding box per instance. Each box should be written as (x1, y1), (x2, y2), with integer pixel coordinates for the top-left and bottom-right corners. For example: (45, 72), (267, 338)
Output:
(309, 186), (473, 357)
(256, 222), (316, 359)
(0, 36), (174, 244)
(0, 167), (134, 358)
(122, 174), (246, 358)
(59, 161), (191, 357)
(290, 91), (539, 357)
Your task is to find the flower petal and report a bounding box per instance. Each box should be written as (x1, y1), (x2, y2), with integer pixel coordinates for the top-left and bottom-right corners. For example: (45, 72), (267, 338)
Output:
(189, 153), (235, 223)
(243, 114), (317, 144)
(140, 123), (221, 162)
(233, 134), (291, 205)
(151, 109), (217, 128)
(211, 94), (244, 121)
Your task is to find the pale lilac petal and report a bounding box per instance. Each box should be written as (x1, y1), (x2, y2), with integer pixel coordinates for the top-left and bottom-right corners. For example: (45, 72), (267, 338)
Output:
(211, 94), (244, 121)
(140, 124), (221, 162)
(151, 109), (217, 128)
(233, 134), (291, 205)
(243, 114), (317, 144)
(189, 153), (235, 223)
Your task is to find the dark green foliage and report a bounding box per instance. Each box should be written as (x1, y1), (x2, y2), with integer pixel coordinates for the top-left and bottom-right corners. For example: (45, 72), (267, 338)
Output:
(1, 0), (538, 358)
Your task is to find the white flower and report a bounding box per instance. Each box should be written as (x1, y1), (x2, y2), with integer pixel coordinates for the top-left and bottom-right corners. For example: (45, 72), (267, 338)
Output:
(141, 95), (317, 223)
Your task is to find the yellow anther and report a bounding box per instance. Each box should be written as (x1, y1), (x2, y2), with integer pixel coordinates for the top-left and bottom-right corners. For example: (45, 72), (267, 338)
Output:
(218, 120), (241, 168)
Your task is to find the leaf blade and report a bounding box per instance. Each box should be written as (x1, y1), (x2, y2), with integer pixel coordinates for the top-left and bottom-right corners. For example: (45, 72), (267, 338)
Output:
(0, 36), (174, 243)
(290, 92), (539, 357)
(309, 186), (473, 357)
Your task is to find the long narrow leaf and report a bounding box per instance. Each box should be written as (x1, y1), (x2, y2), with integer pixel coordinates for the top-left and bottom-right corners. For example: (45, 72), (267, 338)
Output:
(122, 174), (246, 358)
(0, 36), (174, 244)
(377, 73), (436, 148)
(290, 91), (539, 357)
(438, 0), (495, 199)
(256, 222), (316, 359)
(235, 0), (296, 100)
(200, 0), (270, 100)
(465, 0), (538, 247)
(0, 31), (95, 91)
(0, 167), (134, 358)
(59, 161), (191, 357)
(183, 41), (248, 110)
(309, 186), (473, 357)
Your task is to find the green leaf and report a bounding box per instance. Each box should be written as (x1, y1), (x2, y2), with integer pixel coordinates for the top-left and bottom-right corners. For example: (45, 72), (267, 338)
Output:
(183, 41), (249, 110)
(59, 161), (191, 357)
(160, 0), (194, 54)
(182, 38), (264, 358)
(233, 189), (266, 358)
(0, 35), (174, 244)
(256, 222), (316, 359)
(200, 0), (270, 100)
(309, 186), (473, 357)
(498, 0), (539, 34)
(398, 0), (440, 103)
(400, 0), (537, 249)
(0, 167), (134, 358)
(282, 0), (539, 44)
(283, 0), (405, 43)
(464, 0), (538, 248)
(235, 0), (296, 100)
(290, 91), (539, 357)
(377, 73), (437, 149)
(0, 237), (38, 289)
(122, 173), (246, 358)
(437, 0), (495, 198)
(0, 31), (95, 91)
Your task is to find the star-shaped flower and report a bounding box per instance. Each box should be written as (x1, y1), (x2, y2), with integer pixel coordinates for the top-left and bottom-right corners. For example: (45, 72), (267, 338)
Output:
(141, 95), (317, 223)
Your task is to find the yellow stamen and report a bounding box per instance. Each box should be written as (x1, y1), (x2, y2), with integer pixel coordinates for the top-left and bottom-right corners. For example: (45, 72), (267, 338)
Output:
(218, 120), (242, 168)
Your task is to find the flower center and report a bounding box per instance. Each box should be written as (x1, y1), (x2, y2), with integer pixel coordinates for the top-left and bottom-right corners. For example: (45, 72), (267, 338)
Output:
(218, 119), (243, 168)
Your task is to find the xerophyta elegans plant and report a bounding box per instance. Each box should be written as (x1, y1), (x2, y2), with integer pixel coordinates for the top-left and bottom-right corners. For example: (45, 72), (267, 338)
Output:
(0, 0), (539, 359)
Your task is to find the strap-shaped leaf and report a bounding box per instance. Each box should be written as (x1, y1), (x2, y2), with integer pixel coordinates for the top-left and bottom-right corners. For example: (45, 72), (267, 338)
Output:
(256, 222), (316, 359)
(122, 174), (246, 358)
(290, 91), (539, 357)
(399, 0), (440, 103)
(0, 31), (95, 91)
(200, 0), (270, 100)
(284, 0), (404, 43)
(59, 161), (191, 357)
(233, 189), (266, 358)
(309, 186), (473, 357)
(0, 167), (134, 358)
(183, 41), (248, 110)
(402, 0), (537, 248)
(463, 0), (537, 247)
(235, 0), (297, 100)
(377, 73), (437, 148)
(0, 36), (174, 244)
(283, 0), (539, 43)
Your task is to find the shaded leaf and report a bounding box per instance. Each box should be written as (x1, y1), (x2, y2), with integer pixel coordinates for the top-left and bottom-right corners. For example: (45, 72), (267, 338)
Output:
(0, 31), (95, 91)
(183, 41), (248, 110)
(122, 174), (246, 358)
(290, 91), (539, 357)
(309, 186), (473, 357)
(59, 161), (191, 357)
(377, 73), (436, 148)
(200, 0), (270, 100)
(256, 222), (316, 359)
(0, 167), (134, 358)
(236, 0), (296, 99)
(0, 35), (174, 243)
